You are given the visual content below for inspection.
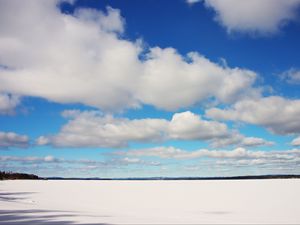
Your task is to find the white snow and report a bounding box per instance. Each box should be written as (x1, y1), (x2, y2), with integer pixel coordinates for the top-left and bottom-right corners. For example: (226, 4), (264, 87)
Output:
(0, 179), (300, 224)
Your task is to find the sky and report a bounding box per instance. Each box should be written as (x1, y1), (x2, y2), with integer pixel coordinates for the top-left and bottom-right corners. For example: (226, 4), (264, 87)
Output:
(1, 0), (300, 178)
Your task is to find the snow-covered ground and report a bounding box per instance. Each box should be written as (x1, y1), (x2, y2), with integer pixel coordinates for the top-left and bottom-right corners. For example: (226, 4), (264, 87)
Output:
(0, 179), (299, 224)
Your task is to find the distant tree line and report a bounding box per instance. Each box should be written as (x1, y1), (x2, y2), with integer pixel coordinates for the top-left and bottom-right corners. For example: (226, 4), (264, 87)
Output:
(0, 171), (40, 180)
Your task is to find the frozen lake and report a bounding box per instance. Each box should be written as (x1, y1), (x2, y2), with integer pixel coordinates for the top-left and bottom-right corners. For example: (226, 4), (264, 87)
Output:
(0, 179), (300, 224)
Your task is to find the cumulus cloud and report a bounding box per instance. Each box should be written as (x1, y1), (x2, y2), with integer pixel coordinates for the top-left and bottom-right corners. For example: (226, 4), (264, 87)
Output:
(169, 112), (273, 148)
(215, 157), (300, 170)
(37, 110), (272, 148)
(240, 137), (274, 147)
(0, 155), (159, 168)
(168, 110), (229, 140)
(36, 136), (50, 146)
(0, 0), (260, 112)
(211, 133), (274, 148)
(138, 49), (259, 110)
(117, 146), (300, 161)
(186, 0), (201, 5)
(199, 0), (300, 34)
(118, 146), (251, 160)
(0, 93), (20, 115)
(0, 155), (60, 163)
(0, 131), (29, 148)
(214, 148), (300, 171)
(291, 137), (300, 146)
(280, 68), (300, 84)
(119, 147), (300, 173)
(40, 110), (168, 148)
(206, 96), (300, 135)
(0, 1), (141, 111)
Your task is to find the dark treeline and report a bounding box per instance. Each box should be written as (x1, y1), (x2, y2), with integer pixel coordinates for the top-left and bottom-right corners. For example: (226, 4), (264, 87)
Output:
(1, 171), (300, 180)
(0, 171), (40, 180)
(46, 174), (300, 180)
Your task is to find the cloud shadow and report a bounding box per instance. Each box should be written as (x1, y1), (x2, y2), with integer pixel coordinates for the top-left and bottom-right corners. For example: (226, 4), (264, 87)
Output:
(0, 209), (111, 225)
(0, 192), (36, 203)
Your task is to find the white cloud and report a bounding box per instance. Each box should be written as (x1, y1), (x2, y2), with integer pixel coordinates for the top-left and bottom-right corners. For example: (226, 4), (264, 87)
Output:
(122, 157), (142, 163)
(211, 133), (274, 148)
(0, 0), (260, 112)
(240, 137), (274, 147)
(280, 68), (300, 84)
(74, 6), (125, 33)
(0, 93), (20, 115)
(37, 110), (272, 148)
(216, 157), (300, 169)
(201, 0), (300, 34)
(138, 49), (259, 110)
(0, 131), (29, 148)
(42, 110), (168, 148)
(186, 0), (202, 5)
(118, 146), (300, 161)
(0, 154), (159, 168)
(168, 111), (229, 140)
(206, 96), (300, 135)
(36, 136), (50, 146)
(44, 155), (57, 162)
(168, 111), (274, 148)
(0, 155), (58, 163)
(119, 146), (251, 159)
(215, 149), (300, 170)
(120, 147), (300, 173)
(291, 137), (300, 146)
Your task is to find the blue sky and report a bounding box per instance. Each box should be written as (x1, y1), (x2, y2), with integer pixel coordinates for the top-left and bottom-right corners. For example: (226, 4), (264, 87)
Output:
(1, 0), (300, 178)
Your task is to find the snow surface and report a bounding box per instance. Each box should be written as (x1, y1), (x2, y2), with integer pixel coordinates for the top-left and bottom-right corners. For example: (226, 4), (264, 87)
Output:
(0, 179), (299, 224)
